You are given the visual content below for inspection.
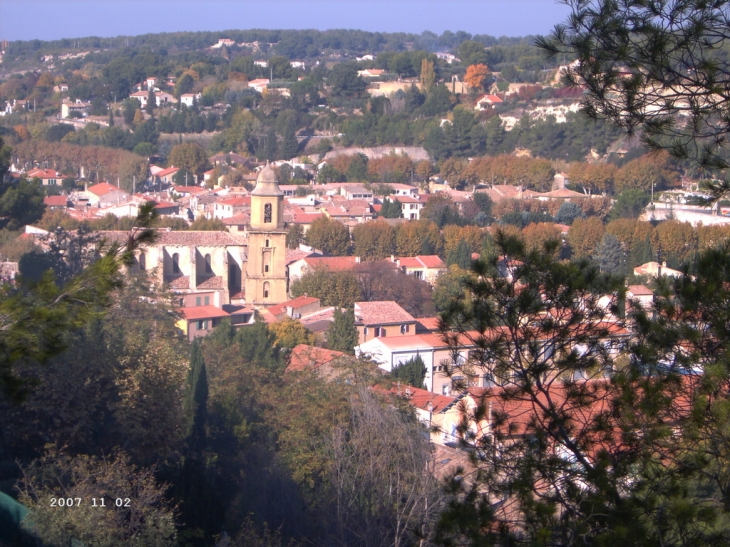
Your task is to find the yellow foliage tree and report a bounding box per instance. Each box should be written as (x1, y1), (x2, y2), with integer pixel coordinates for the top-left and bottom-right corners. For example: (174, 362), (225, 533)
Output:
(269, 318), (315, 349)
(464, 64), (490, 92)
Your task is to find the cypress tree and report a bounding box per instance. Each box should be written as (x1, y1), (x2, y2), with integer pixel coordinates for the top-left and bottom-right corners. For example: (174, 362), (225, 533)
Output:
(448, 240), (472, 269)
(145, 88), (155, 115)
(327, 308), (359, 354)
(596, 233), (626, 275)
(184, 340), (208, 452)
(630, 232), (654, 267)
(391, 355), (427, 389)
(279, 119), (299, 160)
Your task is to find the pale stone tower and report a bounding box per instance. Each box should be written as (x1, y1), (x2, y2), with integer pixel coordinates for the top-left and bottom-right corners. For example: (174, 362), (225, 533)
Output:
(245, 165), (288, 307)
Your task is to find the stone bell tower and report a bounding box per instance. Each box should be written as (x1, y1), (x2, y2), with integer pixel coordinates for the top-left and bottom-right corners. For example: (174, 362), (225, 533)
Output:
(244, 165), (288, 307)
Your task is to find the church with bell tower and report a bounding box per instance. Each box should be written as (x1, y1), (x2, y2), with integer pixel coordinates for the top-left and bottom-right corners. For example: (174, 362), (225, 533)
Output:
(244, 165), (288, 308)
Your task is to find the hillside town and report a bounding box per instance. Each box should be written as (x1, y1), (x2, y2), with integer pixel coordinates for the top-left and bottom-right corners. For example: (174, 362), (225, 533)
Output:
(2, 21), (730, 547)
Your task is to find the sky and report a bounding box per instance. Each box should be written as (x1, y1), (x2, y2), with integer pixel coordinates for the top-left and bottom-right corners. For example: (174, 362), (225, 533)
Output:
(0, 0), (571, 43)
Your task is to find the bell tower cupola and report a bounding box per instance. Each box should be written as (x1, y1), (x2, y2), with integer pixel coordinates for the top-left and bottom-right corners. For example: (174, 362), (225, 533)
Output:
(250, 164), (284, 231)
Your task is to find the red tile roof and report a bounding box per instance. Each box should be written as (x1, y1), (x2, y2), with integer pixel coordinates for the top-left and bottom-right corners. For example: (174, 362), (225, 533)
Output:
(627, 284), (654, 296)
(101, 230), (244, 246)
(157, 166), (182, 178)
(415, 317), (441, 333)
(30, 169), (63, 179)
(397, 255), (445, 269)
(391, 385), (462, 414)
(221, 213), (251, 225)
(43, 196), (68, 207)
(354, 301), (415, 325)
(179, 305), (230, 320)
(217, 197), (251, 206)
(88, 182), (125, 196)
(196, 276), (223, 289)
(288, 344), (348, 372)
(268, 295), (320, 317)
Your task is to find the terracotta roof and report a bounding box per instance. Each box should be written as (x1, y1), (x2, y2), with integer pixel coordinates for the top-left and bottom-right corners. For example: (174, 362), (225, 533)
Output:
(268, 295), (320, 317)
(397, 255), (445, 269)
(154, 201), (178, 209)
(391, 385), (462, 414)
(221, 213), (251, 225)
(30, 169), (62, 179)
(627, 284), (654, 296)
(288, 344), (347, 372)
(196, 276), (223, 289)
(354, 301), (415, 325)
(168, 276), (190, 289)
(88, 182), (125, 196)
(542, 189), (589, 198)
(286, 249), (318, 265)
(415, 317), (441, 333)
(217, 197), (251, 206)
(157, 167), (180, 178)
(299, 307), (336, 327)
(476, 94), (503, 104)
(44, 196), (68, 207)
(179, 305), (230, 320)
(100, 230), (244, 246)
(173, 185), (207, 194)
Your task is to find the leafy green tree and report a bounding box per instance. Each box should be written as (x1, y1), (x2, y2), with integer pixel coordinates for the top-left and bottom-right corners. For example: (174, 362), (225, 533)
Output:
(390, 355), (426, 389)
(352, 221), (396, 261)
(329, 62), (367, 98)
(305, 217), (350, 256)
(0, 178), (46, 230)
(291, 268), (361, 309)
(472, 192), (493, 224)
(610, 189), (650, 220)
(169, 142), (209, 179)
(327, 308), (359, 354)
(0, 202), (159, 400)
(286, 223), (304, 249)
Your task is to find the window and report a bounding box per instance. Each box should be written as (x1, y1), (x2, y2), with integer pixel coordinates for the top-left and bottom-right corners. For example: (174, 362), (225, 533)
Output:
(263, 281), (270, 299)
(364, 327), (369, 337)
(195, 297), (201, 306)
(197, 320), (208, 330)
(264, 264), (269, 273)
(376, 327), (386, 337)
(139, 252), (146, 271)
(172, 253), (180, 274)
(265, 239), (270, 247)
(400, 324), (409, 334)
(204, 296), (209, 305)
(204, 254), (212, 274)
(264, 203), (272, 223)
(413, 270), (423, 280)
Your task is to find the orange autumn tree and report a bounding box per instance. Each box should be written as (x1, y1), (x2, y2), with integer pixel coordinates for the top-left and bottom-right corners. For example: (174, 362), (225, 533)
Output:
(465, 64), (490, 92)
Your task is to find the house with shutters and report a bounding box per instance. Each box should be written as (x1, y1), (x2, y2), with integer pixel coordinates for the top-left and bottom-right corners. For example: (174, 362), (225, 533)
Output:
(354, 301), (417, 344)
